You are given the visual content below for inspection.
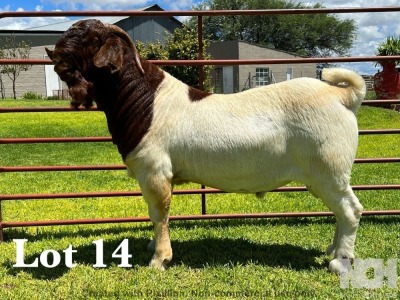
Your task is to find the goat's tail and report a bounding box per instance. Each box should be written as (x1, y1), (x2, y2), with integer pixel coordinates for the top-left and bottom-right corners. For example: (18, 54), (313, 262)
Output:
(322, 68), (366, 111)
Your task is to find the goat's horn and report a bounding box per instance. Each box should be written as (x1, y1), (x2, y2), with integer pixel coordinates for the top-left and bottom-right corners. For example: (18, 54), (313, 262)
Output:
(104, 23), (145, 75)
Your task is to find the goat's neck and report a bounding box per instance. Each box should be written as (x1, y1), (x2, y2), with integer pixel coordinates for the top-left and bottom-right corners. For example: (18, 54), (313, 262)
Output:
(98, 57), (165, 160)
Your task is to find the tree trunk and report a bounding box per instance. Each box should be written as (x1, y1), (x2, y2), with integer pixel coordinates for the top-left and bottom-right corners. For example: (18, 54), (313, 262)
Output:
(0, 75), (5, 99)
(12, 72), (16, 99)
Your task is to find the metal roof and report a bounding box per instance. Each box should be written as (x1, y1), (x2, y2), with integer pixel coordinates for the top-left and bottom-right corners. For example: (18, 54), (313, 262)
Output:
(25, 16), (130, 31)
(24, 5), (176, 32)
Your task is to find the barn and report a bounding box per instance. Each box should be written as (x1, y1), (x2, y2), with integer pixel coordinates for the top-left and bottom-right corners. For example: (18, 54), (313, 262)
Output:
(0, 4), (182, 99)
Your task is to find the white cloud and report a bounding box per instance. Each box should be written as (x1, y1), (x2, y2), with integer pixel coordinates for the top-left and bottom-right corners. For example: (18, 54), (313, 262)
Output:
(0, 4), (11, 11)
(166, 0), (196, 11)
(0, 5), (69, 30)
(0, 0), (182, 30)
(42, 0), (197, 11)
(305, 1), (400, 73)
(42, 0), (151, 11)
(358, 26), (385, 41)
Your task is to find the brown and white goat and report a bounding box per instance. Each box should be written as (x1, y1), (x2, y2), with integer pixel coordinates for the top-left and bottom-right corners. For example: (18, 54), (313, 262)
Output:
(46, 19), (366, 273)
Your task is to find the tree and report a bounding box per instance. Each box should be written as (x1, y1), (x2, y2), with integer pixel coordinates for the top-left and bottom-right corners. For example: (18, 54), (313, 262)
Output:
(0, 74), (4, 99)
(0, 35), (32, 99)
(0, 48), (5, 99)
(191, 0), (356, 57)
(136, 26), (213, 90)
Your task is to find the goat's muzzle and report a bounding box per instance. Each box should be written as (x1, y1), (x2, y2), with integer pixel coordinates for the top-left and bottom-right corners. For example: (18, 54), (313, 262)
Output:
(67, 72), (95, 109)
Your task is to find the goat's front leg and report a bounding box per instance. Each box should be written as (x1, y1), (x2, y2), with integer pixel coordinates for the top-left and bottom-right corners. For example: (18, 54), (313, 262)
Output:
(139, 174), (173, 270)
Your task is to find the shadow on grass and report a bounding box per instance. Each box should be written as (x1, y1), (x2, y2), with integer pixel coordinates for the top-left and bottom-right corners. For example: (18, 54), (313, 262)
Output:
(2, 223), (153, 242)
(4, 215), (397, 280)
(2, 216), (336, 242)
(172, 238), (324, 270)
(4, 214), (398, 242)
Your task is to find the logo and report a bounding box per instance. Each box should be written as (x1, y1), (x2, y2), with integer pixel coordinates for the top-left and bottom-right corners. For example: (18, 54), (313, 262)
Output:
(340, 258), (398, 289)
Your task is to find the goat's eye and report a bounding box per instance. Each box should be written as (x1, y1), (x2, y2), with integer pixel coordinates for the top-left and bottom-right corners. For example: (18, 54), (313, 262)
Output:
(88, 37), (100, 48)
(53, 59), (77, 82)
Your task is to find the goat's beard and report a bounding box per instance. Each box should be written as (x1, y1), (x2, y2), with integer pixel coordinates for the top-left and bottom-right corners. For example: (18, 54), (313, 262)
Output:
(68, 77), (94, 109)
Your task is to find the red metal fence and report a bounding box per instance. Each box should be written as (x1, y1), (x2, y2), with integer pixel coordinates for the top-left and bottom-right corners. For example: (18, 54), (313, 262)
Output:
(1, 7), (400, 241)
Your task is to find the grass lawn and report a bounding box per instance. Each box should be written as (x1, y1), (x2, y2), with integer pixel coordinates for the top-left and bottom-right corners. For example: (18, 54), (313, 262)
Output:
(0, 99), (399, 299)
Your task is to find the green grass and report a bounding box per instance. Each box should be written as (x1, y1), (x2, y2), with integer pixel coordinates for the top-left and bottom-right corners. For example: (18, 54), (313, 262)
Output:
(0, 100), (399, 299)
(0, 99), (71, 108)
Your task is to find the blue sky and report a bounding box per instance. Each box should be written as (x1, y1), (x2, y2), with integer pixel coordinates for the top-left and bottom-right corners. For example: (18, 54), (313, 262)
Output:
(1, 0), (399, 74)
(0, 1), (201, 29)
(1, 0), (198, 11)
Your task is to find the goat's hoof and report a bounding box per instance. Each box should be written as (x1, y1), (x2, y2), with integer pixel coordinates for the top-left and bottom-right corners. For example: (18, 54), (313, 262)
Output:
(149, 257), (171, 271)
(149, 259), (166, 271)
(147, 239), (156, 252)
(255, 192), (266, 199)
(329, 258), (352, 275)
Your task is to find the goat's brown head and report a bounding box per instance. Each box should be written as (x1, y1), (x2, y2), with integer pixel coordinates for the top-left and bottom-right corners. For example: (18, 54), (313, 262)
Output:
(46, 19), (144, 109)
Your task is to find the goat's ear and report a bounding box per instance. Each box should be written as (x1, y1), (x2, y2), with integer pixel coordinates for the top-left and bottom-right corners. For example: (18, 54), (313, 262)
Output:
(131, 42), (145, 75)
(93, 37), (123, 74)
(45, 47), (54, 60)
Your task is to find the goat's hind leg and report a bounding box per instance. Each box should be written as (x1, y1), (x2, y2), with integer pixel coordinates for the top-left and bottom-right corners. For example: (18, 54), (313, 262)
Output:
(310, 183), (363, 274)
(326, 222), (339, 256)
(139, 175), (173, 270)
(327, 187), (363, 274)
(321, 191), (362, 273)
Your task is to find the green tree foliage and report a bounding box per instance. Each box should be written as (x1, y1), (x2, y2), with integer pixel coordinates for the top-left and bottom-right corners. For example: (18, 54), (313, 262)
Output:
(0, 35), (32, 99)
(191, 0), (356, 57)
(136, 26), (212, 90)
(375, 35), (400, 66)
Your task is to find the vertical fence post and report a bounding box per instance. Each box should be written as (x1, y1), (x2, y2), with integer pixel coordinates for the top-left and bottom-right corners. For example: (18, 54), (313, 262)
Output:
(198, 15), (204, 90)
(198, 15), (207, 215)
(0, 200), (3, 242)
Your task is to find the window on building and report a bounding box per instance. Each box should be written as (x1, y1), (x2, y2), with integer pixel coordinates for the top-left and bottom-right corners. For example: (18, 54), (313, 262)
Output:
(255, 68), (270, 86)
(286, 67), (293, 80)
(213, 67), (223, 93)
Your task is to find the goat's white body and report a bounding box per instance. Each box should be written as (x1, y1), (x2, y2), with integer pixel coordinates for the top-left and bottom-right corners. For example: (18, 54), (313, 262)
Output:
(127, 71), (358, 194)
(124, 68), (366, 273)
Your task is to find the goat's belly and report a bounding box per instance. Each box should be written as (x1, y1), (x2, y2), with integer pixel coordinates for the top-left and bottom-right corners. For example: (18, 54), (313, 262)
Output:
(176, 175), (291, 194)
(171, 150), (296, 193)
(173, 169), (292, 194)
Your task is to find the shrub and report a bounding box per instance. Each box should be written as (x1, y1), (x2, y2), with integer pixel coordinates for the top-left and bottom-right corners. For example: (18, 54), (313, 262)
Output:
(375, 35), (400, 66)
(22, 91), (43, 100)
(364, 91), (377, 100)
(46, 95), (62, 100)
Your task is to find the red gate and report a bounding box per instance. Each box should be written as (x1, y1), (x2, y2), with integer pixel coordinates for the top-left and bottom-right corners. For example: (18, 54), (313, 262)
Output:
(1, 7), (400, 241)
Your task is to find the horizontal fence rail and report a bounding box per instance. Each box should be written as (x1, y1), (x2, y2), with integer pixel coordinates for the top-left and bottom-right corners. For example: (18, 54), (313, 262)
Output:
(0, 137), (112, 144)
(1, 129), (400, 145)
(2, 210), (400, 230)
(1, 6), (400, 18)
(2, 158), (400, 173)
(3, 56), (400, 66)
(1, 185), (400, 202)
(2, 100), (400, 113)
(1, 7), (399, 241)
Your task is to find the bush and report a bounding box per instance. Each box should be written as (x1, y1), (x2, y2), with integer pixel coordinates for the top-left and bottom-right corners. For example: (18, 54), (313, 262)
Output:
(364, 91), (377, 100)
(22, 91), (43, 100)
(136, 27), (213, 91)
(375, 35), (400, 66)
(46, 95), (62, 100)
